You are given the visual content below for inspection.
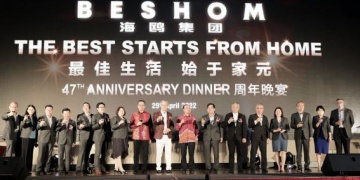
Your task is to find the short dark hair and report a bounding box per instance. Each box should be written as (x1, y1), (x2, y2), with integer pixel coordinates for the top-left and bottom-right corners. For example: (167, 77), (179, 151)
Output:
(115, 106), (126, 116)
(138, 100), (146, 105)
(62, 108), (71, 113)
(207, 103), (215, 108)
(96, 102), (105, 108)
(45, 104), (53, 109)
(316, 105), (325, 112)
(83, 102), (91, 109)
(274, 107), (284, 118)
(182, 104), (190, 109)
(336, 98), (344, 102)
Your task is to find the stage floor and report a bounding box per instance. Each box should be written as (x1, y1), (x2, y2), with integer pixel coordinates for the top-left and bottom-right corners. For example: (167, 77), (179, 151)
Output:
(26, 168), (360, 180)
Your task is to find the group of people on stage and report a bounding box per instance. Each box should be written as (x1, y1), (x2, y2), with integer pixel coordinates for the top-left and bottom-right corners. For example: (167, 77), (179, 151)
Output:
(1, 98), (354, 176)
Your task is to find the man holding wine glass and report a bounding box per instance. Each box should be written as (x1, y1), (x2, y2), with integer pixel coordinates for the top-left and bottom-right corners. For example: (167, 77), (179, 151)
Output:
(291, 101), (313, 173)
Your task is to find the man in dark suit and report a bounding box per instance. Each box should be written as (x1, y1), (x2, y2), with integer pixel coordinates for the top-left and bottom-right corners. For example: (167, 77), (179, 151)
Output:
(2, 102), (21, 157)
(153, 100), (174, 174)
(76, 102), (93, 174)
(56, 108), (76, 174)
(91, 102), (111, 175)
(223, 102), (247, 174)
(36, 105), (57, 175)
(248, 103), (270, 174)
(199, 103), (223, 174)
(330, 98), (354, 154)
(290, 101), (313, 172)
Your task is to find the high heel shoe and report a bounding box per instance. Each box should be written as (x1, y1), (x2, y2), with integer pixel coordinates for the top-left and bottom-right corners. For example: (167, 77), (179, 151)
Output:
(120, 170), (128, 175)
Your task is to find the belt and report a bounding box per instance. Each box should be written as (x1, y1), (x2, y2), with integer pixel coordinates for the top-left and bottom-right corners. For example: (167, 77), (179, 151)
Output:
(163, 133), (168, 135)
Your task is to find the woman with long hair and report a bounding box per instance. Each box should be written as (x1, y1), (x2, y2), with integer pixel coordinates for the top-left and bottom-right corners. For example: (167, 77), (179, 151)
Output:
(20, 105), (38, 173)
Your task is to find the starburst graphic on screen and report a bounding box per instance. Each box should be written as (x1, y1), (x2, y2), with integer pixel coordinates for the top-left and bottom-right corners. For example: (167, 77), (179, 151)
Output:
(255, 38), (296, 82)
(35, 50), (68, 87)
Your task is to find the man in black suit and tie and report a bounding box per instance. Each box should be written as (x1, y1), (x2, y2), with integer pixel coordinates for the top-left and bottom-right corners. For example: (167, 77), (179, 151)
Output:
(36, 105), (57, 175)
(248, 103), (270, 174)
(91, 102), (111, 175)
(2, 102), (21, 157)
(330, 98), (354, 154)
(76, 102), (93, 174)
(199, 103), (223, 174)
(223, 102), (248, 174)
(56, 108), (76, 175)
(290, 101), (313, 173)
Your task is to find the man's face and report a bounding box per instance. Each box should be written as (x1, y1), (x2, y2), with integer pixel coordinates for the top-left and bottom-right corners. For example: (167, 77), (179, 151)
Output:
(336, 100), (345, 109)
(97, 104), (105, 114)
(256, 105), (264, 115)
(231, 103), (240, 113)
(63, 110), (71, 120)
(183, 105), (191, 115)
(160, 101), (168, 112)
(138, 102), (146, 112)
(45, 107), (53, 116)
(297, 102), (305, 113)
(83, 104), (90, 113)
(9, 102), (17, 112)
(207, 105), (215, 114)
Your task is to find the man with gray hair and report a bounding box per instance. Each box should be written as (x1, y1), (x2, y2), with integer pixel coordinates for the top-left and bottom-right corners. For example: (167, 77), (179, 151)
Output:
(153, 100), (174, 174)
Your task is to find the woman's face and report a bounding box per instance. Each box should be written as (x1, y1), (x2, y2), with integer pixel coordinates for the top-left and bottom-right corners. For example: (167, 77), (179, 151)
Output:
(317, 109), (324, 116)
(27, 106), (35, 115)
(118, 108), (125, 117)
(275, 109), (282, 117)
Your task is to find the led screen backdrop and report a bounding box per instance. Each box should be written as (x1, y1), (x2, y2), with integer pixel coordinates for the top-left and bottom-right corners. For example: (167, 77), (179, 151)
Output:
(1, 0), (359, 134)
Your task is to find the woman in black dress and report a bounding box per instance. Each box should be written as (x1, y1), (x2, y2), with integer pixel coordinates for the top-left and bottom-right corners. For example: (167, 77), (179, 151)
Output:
(111, 106), (129, 174)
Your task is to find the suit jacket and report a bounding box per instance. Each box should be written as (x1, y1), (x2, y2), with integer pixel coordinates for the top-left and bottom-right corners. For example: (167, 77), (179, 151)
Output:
(56, 119), (76, 145)
(312, 116), (331, 140)
(248, 114), (269, 141)
(2, 113), (22, 140)
(223, 112), (247, 142)
(37, 115), (57, 144)
(152, 111), (174, 139)
(269, 117), (290, 140)
(199, 113), (223, 141)
(290, 112), (313, 140)
(76, 113), (93, 142)
(91, 112), (111, 142)
(330, 108), (354, 138)
(20, 116), (38, 140)
(111, 116), (129, 139)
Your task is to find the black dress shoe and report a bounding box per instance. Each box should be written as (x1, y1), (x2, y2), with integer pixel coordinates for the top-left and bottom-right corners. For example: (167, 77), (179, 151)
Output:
(228, 170), (234, 174)
(76, 170), (82, 174)
(250, 169), (255, 174)
(297, 169), (303, 173)
(133, 170), (139, 175)
(58, 171), (64, 175)
(65, 171), (69, 175)
(44, 171), (52, 175)
(35, 171), (41, 176)
(262, 169), (268, 173)
(205, 169), (211, 174)
(142, 170), (147, 174)
(212, 169), (218, 174)
(189, 170), (194, 174)
(156, 170), (162, 174)
(165, 170), (172, 174)
(181, 170), (186, 174)
(304, 168), (312, 172)
(238, 169), (244, 173)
